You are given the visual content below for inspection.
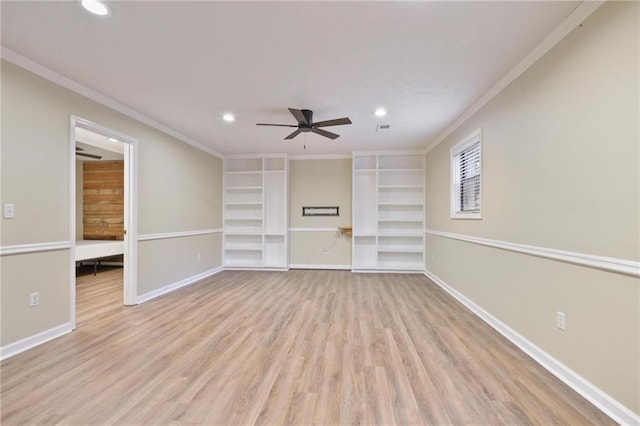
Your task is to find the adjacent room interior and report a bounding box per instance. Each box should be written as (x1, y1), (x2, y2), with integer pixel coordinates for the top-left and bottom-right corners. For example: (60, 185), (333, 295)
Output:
(74, 126), (126, 323)
(1, 1), (638, 425)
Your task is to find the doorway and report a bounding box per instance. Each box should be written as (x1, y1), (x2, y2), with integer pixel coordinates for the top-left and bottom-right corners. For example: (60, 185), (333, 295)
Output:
(69, 116), (138, 330)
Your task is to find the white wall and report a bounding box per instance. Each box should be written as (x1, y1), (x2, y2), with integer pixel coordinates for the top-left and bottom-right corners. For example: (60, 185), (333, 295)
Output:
(1, 60), (223, 347)
(424, 1), (639, 416)
(289, 159), (352, 267)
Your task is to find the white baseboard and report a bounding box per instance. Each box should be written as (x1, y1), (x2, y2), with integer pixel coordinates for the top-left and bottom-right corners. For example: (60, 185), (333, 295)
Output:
(423, 269), (640, 426)
(289, 264), (351, 270)
(352, 269), (423, 274)
(136, 266), (223, 304)
(223, 267), (289, 272)
(1, 322), (73, 361)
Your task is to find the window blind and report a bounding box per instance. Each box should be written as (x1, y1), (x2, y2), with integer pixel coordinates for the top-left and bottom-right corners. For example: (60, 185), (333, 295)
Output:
(453, 138), (481, 214)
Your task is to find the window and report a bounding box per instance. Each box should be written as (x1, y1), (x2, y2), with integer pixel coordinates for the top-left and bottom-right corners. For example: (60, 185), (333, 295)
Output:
(451, 129), (481, 219)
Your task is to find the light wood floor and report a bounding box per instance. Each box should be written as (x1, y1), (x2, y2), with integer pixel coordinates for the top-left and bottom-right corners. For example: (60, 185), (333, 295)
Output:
(1, 269), (613, 425)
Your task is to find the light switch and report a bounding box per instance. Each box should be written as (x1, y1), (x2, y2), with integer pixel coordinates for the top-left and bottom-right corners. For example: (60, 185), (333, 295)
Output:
(3, 203), (15, 219)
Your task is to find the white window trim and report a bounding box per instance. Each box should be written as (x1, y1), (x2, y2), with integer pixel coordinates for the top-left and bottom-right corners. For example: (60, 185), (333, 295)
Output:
(450, 128), (482, 220)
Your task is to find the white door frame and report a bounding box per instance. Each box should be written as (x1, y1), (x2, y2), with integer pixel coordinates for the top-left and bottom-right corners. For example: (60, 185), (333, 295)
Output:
(69, 116), (138, 329)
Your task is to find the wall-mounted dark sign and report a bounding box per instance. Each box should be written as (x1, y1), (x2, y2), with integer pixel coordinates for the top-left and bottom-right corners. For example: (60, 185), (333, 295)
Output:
(302, 206), (339, 217)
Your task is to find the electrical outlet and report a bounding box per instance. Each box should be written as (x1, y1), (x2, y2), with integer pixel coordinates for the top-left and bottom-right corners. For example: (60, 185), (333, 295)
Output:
(197, 253), (201, 261)
(30, 292), (39, 307)
(557, 311), (566, 330)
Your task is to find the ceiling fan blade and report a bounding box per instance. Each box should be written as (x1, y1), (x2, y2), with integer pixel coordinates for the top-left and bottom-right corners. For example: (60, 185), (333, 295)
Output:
(284, 129), (302, 140)
(256, 123), (297, 127)
(76, 152), (102, 160)
(288, 108), (309, 125)
(311, 128), (340, 140)
(313, 117), (352, 128)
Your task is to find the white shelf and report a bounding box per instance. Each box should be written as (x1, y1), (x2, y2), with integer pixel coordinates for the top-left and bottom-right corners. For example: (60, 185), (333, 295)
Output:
(224, 155), (288, 269)
(378, 185), (423, 189)
(377, 246), (423, 253)
(378, 231), (423, 237)
(225, 246), (263, 251)
(225, 230), (263, 235)
(225, 170), (262, 175)
(378, 168), (423, 172)
(352, 152), (425, 272)
(225, 202), (263, 206)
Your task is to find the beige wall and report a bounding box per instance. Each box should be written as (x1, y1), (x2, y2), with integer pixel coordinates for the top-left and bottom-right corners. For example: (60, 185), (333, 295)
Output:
(424, 1), (639, 414)
(138, 233), (222, 295)
(1, 251), (71, 345)
(1, 60), (223, 346)
(289, 159), (352, 266)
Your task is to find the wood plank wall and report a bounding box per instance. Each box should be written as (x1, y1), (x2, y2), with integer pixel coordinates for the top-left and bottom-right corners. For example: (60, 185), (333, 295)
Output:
(82, 161), (124, 240)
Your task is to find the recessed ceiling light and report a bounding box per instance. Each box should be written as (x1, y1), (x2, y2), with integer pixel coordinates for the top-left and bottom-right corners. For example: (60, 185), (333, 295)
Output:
(374, 107), (387, 117)
(222, 113), (236, 122)
(108, 137), (119, 142)
(81, 0), (110, 16)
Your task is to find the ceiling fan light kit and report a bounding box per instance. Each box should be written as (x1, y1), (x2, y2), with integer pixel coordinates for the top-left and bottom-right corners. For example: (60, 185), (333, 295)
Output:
(257, 108), (352, 140)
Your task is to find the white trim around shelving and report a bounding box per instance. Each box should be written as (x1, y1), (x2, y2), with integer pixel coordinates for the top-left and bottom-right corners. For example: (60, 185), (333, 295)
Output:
(136, 266), (224, 304)
(0, 46), (223, 159)
(424, 1), (605, 154)
(138, 229), (223, 242)
(425, 229), (640, 277)
(0, 241), (72, 256)
(423, 269), (639, 426)
(0, 322), (73, 361)
(290, 264), (351, 270)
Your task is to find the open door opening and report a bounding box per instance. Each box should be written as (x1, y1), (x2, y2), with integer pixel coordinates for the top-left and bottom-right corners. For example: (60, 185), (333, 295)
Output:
(70, 117), (138, 330)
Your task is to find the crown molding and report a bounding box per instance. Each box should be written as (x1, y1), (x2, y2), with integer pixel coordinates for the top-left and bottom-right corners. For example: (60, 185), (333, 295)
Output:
(424, 1), (606, 154)
(1, 46), (223, 159)
(289, 154), (352, 160)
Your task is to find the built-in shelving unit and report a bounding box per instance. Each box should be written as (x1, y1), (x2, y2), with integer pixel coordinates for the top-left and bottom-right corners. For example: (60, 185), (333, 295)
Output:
(352, 152), (425, 272)
(223, 155), (288, 270)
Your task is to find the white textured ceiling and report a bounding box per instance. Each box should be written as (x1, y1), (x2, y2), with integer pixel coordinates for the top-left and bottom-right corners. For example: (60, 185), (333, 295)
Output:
(2, 1), (579, 156)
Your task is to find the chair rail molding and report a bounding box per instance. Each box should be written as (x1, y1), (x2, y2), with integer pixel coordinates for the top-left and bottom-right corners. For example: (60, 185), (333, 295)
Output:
(425, 229), (640, 278)
(138, 228), (223, 242)
(0, 241), (72, 256)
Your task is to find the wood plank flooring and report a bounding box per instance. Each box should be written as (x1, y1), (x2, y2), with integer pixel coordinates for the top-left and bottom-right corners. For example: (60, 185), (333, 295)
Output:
(1, 269), (614, 425)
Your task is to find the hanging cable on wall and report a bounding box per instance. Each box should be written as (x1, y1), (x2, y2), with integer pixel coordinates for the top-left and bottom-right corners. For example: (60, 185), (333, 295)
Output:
(321, 230), (344, 254)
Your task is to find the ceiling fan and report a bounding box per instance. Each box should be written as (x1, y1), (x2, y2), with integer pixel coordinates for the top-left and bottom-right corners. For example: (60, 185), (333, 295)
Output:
(257, 108), (352, 140)
(76, 146), (102, 160)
